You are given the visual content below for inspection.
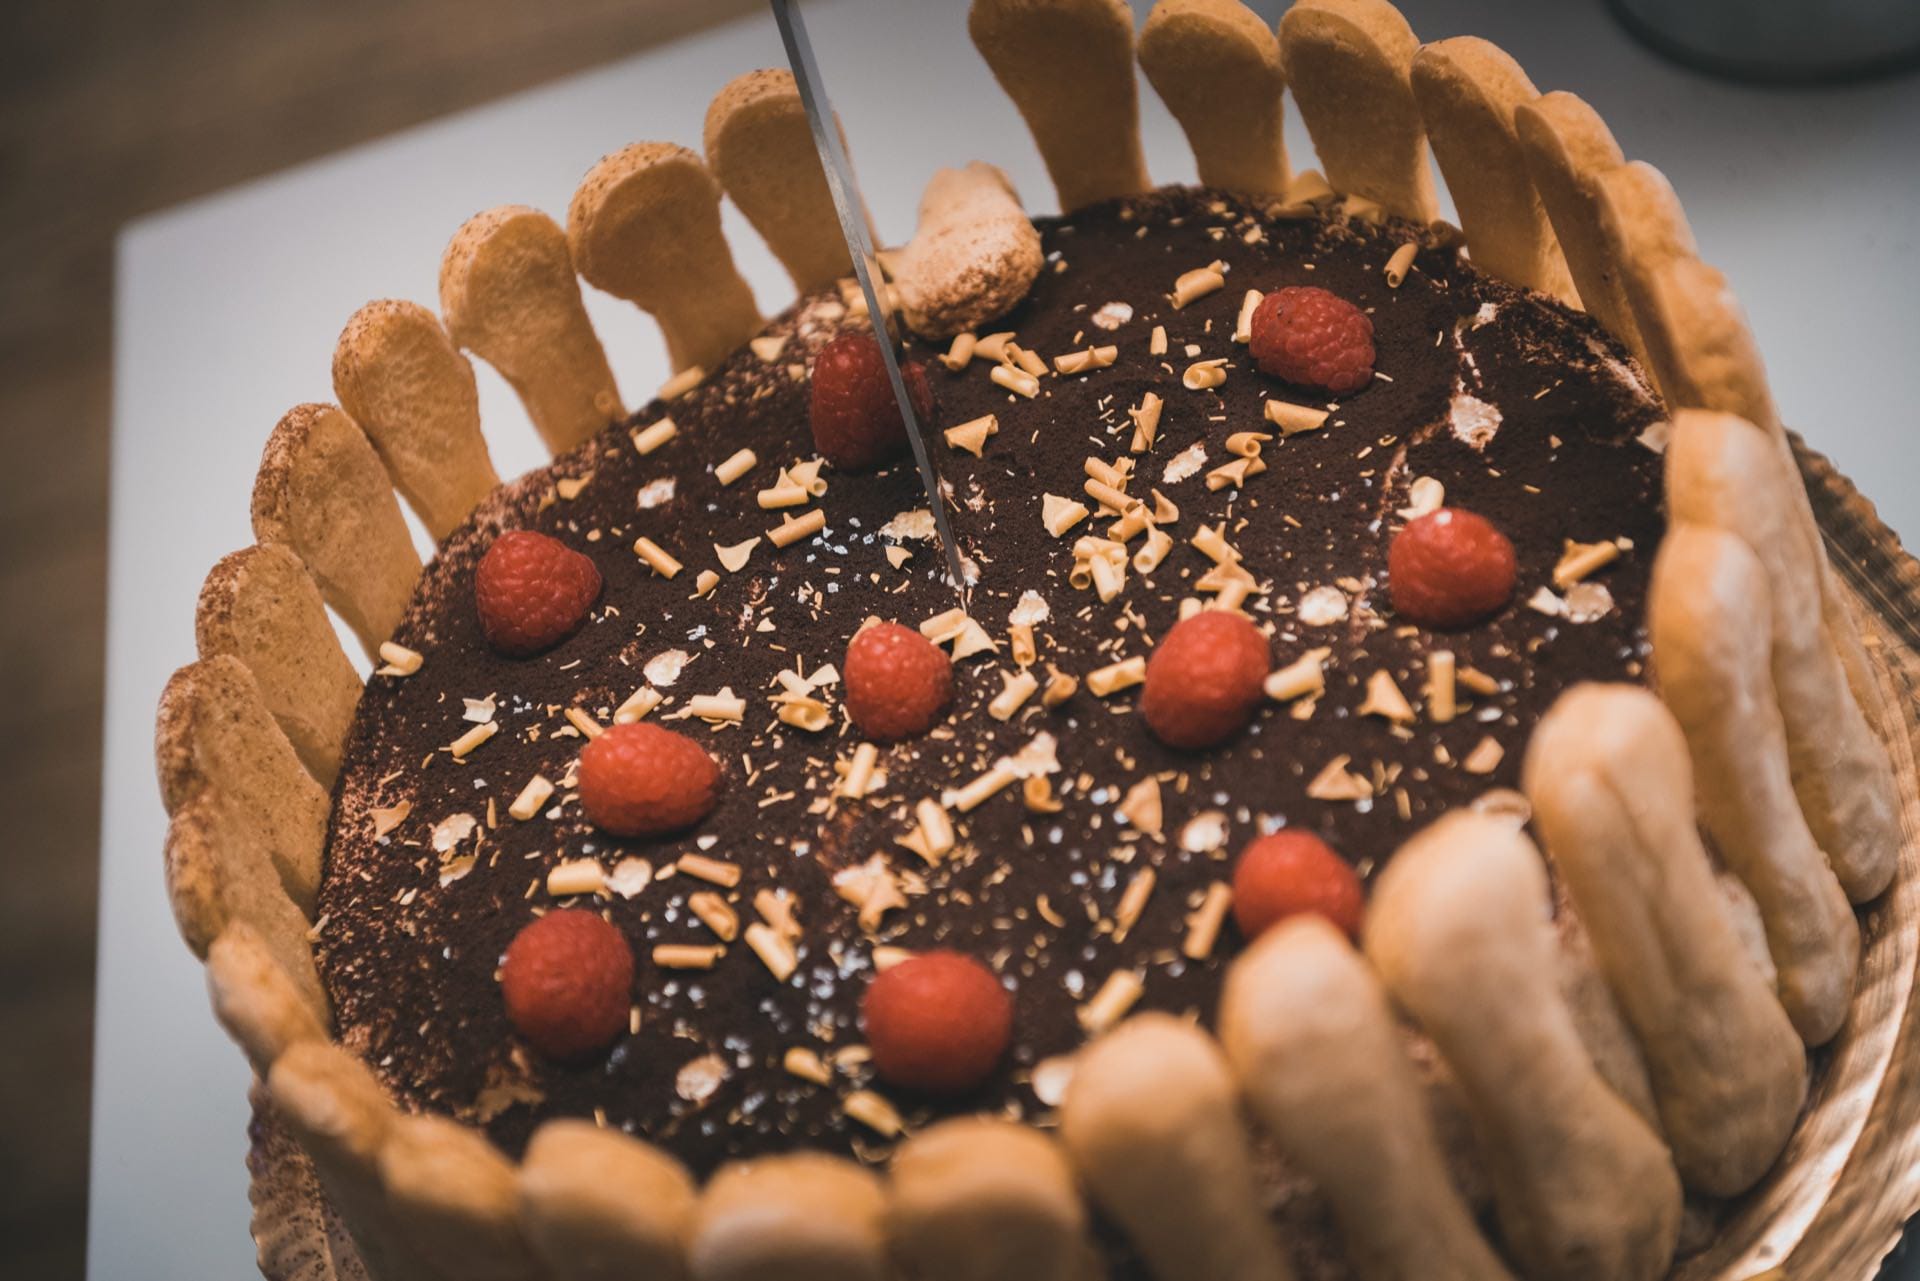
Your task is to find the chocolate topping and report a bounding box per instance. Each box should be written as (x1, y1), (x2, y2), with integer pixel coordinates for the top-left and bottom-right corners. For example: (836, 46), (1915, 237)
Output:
(315, 188), (1664, 1182)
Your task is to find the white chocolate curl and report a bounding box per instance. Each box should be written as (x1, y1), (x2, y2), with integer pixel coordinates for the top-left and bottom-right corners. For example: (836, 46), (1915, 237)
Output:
(888, 163), (1044, 341)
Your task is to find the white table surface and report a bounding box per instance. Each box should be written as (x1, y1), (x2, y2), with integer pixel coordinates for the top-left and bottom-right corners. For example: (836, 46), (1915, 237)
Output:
(94, 1), (1920, 1275)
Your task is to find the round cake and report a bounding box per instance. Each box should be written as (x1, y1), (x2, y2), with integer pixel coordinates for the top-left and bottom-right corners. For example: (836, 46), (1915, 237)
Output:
(319, 187), (1666, 1179)
(155, 3), (1915, 1280)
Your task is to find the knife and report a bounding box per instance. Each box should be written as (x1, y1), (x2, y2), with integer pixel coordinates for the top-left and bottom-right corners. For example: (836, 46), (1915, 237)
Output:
(770, 0), (970, 599)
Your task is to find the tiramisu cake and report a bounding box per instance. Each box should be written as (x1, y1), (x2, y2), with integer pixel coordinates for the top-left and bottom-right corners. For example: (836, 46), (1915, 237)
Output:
(155, 2), (1912, 1279)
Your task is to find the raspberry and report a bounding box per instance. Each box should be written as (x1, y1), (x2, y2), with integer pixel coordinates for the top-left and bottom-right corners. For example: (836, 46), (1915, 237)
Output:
(1388, 507), (1517, 629)
(578, 722), (720, 837)
(1233, 831), (1365, 941)
(862, 951), (1013, 1094)
(843, 622), (954, 741)
(473, 529), (602, 657)
(1140, 610), (1271, 750)
(500, 909), (634, 1060)
(809, 332), (934, 471)
(1248, 285), (1376, 395)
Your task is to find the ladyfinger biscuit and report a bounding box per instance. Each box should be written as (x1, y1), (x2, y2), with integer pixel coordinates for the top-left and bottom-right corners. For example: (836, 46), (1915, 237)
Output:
(379, 1112), (541, 1281)
(568, 143), (763, 376)
(1278, 0), (1438, 223)
(1139, 0), (1289, 196)
(887, 1117), (1096, 1281)
(1633, 249), (1882, 718)
(247, 1080), (356, 1281)
(250, 403), (422, 660)
(165, 793), (326, 1022)
(195, 542), (360, 786)
(1667, 410), (1899, 902)
(1513, 92), (1643, 361)
(1526, 684), (1807, 1196)
(520, 1120), (696, 1281)
(270, 1042), (432, 1281)
(1649, 524), (1860, 1045)
(1410, 37), (1576, 302)
(441, 205), (624, 453)
(332, 299), (499, 540)
(705, 69), (856, 292)
(1060, 1013), (1293, 1281)
(1220, 916), (1513, 1281)
(156, 654), (329, 918)
(688, 1152), (888, 1281)
(1592, 161), (1698, 404)
(888, 163), (1044, 340)
(969, 0), (1152, 212)
(1366, 812), (1682, 1281)
(1637, 257), (1884, 725)
(206, 921), (328, 1078)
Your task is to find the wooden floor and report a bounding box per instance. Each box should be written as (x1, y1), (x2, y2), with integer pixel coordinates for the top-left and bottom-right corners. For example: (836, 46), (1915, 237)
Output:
(0, 2), (752, 1274)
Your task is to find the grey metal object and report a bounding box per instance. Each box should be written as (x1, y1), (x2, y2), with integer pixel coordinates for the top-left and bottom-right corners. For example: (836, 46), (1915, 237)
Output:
(1607, 0), (1920, 83)
(770, 0), (969, 598)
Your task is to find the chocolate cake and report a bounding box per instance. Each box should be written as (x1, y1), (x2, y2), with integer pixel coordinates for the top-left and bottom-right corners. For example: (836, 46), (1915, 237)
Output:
(154, 3), (1912, 1279)
(318, 188), (1665, 1176)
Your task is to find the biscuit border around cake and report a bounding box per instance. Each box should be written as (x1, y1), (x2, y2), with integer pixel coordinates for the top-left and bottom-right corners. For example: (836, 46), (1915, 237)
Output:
(149, 3), (1920, 1279)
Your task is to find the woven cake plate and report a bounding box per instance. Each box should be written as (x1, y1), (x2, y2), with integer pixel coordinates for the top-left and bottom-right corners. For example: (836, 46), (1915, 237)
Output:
(243, 438), (1920, 1281)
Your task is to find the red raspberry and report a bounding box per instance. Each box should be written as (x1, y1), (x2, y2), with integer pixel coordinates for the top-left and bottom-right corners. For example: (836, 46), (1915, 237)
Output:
(1140, 610), (1271, 750)
(1388, 507), (1518, 629)
(1248, 285), (1376, 395)
(862, 951), (1012, 1094)
(500, 909), (634, 1060)
(808, 332), (934, 471)
(1233, 831), (1365, 941)
(843, 622), (954, 741)
(578, 722), (720, 837)
(474, 529), (602, 657)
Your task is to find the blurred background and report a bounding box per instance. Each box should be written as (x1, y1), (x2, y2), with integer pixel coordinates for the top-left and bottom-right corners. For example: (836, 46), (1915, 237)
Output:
(1, 4), (757, 1274)
(4, 1), (1917, 1278)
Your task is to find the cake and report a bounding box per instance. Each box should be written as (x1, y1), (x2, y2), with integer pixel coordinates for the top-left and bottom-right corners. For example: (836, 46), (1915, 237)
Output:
(154, 2), (1914, 1280)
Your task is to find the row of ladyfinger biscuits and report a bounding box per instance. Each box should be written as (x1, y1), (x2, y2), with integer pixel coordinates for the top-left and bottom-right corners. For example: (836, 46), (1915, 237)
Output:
(159, 2), (1906, 1279)
(156, 61), (886, 1037)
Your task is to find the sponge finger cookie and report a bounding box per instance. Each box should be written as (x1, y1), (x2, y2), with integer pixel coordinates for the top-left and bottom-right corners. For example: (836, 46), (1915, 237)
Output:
(249, 403), (422, 659)
(1666, 410), (1899, 903)
(194, 542), (360, 786)
(970, 0), (1152, 212)
(704, 69), (857, 293)
(441, 205), (624, 453)
(1410, 36), (1575, 302)
(1221, 916), (1512, 1281)
(689, 1153), (888, 1281)
(1060, 1013), (1292, 1281)
(206, 921), (329, 1078)
(1525, 684), (1807, 1196)
(1649, 524), (1860, 1045)
(887, 163), (1044, 340)
(887, 1118), (1095, 1281)
(332, 298), (498, 540)
(568, 143), (763, 376)
(1366, 812), (1682, 1281)
(1514, 92), (1643, 361)
(520, 1120), (696, 1281)
(1139, 0), (1289, 197)
(1279, 0), (1438, 223)
(156, 653), (328, 920)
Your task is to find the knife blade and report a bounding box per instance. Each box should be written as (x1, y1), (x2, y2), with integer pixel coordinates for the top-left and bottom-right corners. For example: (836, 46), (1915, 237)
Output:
(770, 0), (970, 599)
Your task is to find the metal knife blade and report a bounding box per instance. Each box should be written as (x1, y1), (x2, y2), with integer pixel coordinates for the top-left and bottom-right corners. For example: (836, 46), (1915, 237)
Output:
(771, 0), (970, 599)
